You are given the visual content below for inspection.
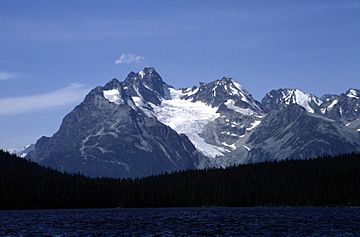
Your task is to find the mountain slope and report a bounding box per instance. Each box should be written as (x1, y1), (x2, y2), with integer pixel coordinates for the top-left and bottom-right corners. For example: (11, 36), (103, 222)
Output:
(244, 105), (360, 162)
(15, 144), (34, 158)
(30, 79), (207, 178)
(320, 89), (360, 123)
(119, 71), (264, 161)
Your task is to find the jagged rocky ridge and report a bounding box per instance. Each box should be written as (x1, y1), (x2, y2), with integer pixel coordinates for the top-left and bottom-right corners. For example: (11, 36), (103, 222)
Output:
(27, 67), (360, 177)
(29, 75), (208, 178)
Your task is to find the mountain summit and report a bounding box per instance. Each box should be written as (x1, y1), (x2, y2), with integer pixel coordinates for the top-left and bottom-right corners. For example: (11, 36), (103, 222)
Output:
(261, 88), (322, 113)
(122, 67), (171, 105)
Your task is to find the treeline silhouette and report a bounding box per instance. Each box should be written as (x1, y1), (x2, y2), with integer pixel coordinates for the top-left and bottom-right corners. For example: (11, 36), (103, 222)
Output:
(0, 150), (360, 209)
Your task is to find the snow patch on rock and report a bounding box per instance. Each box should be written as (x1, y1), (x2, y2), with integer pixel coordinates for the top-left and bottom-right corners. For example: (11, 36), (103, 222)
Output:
(103, 89), (124, 105)
(225, 99), (254, 116)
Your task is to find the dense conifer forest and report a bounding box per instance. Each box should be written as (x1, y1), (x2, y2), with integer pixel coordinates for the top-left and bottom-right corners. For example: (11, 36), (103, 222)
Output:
(0, 150), (360, 209)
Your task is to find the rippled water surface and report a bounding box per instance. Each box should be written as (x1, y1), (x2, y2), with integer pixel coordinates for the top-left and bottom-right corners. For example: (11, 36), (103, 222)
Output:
(0, 207), (360, 236)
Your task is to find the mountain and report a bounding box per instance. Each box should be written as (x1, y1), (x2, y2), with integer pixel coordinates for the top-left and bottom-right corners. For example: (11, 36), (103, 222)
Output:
(121, 67), (171, 106)
(215, 104), (360, 166)
(114, 72), (264, 161)
(320, 89), (360, 124)
(244, 105), (360, 162)
(15, 144), (34, 158)
(193, 78), (263, 160)
(261, 88), (360, 128)
(27, 67), (360, 177)
(29, 77), (208, 178)
(135, 76), (264, 161)
(181, 77), (262, 110)
(261, 88), (323, 113)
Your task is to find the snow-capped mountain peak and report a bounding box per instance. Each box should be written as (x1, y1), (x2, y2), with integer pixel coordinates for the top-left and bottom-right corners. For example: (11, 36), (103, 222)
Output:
(261, 88), (322, 113)
(138, 70), (145, 78)
(213, 77), (250, 99)
(118, 75), (263, 160)
(346, 89), (360, 99)
(121, 68), (171, 105)
(151, 77), (264, 161)
(180, 77), (261, 111)
(320, 88), (360, 122)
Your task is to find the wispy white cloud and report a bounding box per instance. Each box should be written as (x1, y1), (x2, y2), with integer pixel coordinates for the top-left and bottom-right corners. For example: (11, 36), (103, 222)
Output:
(114, 53), (145, 64)
(0, 83), (89, 116)
(0, 71), (20, 81)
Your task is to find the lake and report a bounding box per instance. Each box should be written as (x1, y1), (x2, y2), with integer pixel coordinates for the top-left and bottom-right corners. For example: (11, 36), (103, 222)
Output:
(0, 207), (360, 236)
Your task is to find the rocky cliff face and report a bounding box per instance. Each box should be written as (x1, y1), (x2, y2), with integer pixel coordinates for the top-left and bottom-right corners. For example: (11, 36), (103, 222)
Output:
(320, 89), (360, 123)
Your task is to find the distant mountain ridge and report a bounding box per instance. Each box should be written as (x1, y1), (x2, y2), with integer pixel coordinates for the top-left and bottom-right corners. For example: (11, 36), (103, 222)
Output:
(261, 88), (323, 113)
(24, 67), (360, 177)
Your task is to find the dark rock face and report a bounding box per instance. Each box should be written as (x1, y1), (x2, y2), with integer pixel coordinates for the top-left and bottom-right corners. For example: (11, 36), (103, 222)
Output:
(320, 89), (360, 122)
(245, 105), (360, 162)
(262, 88), (360, 124)
(30, 78), (206, 178)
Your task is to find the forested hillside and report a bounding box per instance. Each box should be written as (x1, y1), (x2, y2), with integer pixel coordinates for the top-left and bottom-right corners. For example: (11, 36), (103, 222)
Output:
(0, 150), (360, 209)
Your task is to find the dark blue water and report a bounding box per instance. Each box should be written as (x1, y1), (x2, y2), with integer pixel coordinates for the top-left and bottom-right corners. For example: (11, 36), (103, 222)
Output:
(0, 207), (360, 236)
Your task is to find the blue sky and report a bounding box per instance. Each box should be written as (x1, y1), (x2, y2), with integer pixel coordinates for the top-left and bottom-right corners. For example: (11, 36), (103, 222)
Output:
(1, 0), (360, 149)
